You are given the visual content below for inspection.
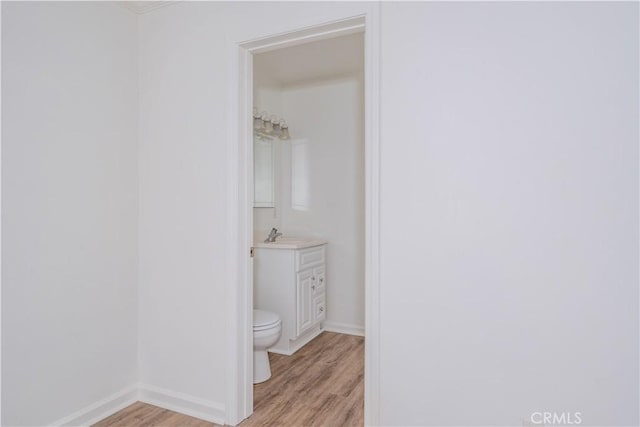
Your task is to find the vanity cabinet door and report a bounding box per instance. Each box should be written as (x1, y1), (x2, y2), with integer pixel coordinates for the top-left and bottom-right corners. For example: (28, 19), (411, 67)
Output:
(296, 269), (314, 338)
(312, 266), (325, 294)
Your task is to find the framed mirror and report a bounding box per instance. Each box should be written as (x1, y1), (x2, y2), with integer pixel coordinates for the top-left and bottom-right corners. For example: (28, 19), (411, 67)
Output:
(253, 135), (275, 207)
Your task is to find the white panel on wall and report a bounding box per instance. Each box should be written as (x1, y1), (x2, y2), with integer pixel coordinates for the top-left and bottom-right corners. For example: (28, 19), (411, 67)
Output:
(290, 138), (311, 212)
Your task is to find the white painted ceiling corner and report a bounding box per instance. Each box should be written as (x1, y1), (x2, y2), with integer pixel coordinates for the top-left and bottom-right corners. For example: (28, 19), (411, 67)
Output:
(117, 1), (180, 15)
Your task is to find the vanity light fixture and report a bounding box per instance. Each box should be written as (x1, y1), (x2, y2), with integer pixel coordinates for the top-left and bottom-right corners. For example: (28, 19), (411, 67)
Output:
(253, 107), (290, 140)
(253, 107), (263, 129)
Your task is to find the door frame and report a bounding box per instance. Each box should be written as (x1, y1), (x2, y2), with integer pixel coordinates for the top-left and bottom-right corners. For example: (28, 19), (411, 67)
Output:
(226, 9), (381, 426)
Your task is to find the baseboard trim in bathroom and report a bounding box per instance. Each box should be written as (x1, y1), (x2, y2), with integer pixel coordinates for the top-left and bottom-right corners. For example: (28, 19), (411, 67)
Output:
(49, 384), (139, 427)
(268, 326), (324, 356)
(322, 321), (365, 337)
(138, 384), (226, 425)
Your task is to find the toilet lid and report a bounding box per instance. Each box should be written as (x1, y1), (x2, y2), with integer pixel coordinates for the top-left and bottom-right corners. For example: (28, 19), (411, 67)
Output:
(253, 309), (280, 330)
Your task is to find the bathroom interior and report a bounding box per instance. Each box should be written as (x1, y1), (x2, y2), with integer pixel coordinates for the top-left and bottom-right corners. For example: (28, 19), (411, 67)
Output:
(248, 31), (365, 420)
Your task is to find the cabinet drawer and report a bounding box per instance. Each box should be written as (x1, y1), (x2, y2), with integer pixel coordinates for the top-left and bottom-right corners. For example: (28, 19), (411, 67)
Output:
(313, 294), (326, 323)
(296, 246), (325, 271)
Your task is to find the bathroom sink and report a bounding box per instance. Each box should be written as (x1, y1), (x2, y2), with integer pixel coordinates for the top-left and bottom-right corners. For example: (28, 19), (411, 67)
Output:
(253, 237), (327, 250)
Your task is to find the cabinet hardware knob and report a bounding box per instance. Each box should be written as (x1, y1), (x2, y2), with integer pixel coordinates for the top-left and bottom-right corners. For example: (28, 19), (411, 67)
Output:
(312, 285), (315, 290)
(319, 307), (324, 312)
(312, 276), (315, 281)
(320, 278), (324, 283)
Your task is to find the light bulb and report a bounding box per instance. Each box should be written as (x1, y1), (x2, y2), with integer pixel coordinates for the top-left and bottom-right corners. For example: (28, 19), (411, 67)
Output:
(258, 111), (268, 130)
(279, 125), (289, 140)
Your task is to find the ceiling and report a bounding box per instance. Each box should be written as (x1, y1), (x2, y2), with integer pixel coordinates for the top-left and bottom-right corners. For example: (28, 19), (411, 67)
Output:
(118, 1), (178, 14)
(254, 33), (364, 87)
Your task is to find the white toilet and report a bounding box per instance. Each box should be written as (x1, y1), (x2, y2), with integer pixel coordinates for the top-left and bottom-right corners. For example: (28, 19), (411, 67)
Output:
(253, 309), (282, 384)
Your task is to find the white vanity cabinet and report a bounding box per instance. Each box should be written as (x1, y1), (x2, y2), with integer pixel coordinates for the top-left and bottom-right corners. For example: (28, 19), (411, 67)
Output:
(254, 241), (327, 355)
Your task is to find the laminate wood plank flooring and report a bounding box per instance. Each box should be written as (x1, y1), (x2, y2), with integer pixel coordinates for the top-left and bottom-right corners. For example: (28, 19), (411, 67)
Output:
(92, 402), (219, 427)
(241, 332), (364, 427)
(92, 332), (363, 427)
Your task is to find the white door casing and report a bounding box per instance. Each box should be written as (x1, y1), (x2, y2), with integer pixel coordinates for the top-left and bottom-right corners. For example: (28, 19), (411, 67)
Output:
(226, 9), (381, 426)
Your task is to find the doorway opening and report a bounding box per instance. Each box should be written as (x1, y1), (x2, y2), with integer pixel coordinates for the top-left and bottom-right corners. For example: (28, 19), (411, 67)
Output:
(228, 14), (380, 426)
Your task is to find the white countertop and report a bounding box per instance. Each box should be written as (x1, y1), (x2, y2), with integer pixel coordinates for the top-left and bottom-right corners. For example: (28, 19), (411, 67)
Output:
(253, 237), (328, 250)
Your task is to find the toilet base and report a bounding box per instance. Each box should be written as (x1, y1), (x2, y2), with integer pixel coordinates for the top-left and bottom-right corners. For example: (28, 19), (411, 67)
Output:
(253, 349), (272, 384)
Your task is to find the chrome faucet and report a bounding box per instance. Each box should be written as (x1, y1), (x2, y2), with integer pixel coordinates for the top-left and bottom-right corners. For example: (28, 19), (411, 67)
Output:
(265, 228), (283, 243)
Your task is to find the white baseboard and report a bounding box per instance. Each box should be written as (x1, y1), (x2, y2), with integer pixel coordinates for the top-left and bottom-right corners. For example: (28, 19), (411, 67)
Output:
(138, 383), (226, 425)
(268, 326), (323, 356)
(49, 384), (138, 427)
(322, 321), (365, 337)
(50, 384), (226, 427)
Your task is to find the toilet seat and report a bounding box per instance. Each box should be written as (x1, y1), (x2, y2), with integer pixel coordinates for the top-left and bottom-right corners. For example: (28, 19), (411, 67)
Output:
(253, 309), (280, 331)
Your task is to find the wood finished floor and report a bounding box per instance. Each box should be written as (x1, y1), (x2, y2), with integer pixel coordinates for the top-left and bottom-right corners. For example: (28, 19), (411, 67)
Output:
(93, 332), (364, 427)
(93, 402), (216, 427)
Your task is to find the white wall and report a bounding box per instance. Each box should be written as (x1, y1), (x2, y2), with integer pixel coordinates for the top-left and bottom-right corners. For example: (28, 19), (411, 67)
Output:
(137, 2), (373, 412)
(1, 2), (138, 425)
(379, 2), (638, 426)
(140, 1), (638, 425)
(3, 1), (635, 426)
(137, 3), (228, 408)
(279, 77), (365, 332)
